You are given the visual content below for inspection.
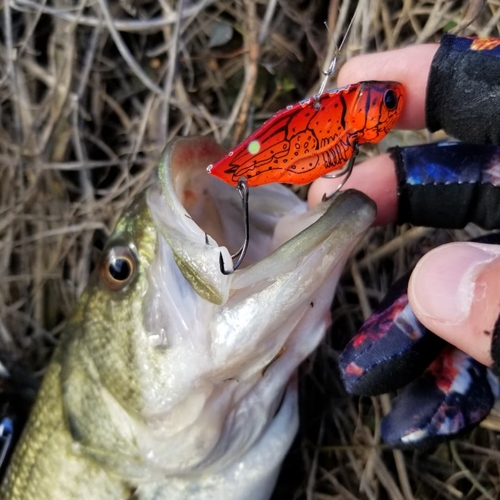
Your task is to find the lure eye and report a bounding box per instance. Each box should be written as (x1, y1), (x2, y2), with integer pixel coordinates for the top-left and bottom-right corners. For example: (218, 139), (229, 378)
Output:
(383, 89), (398, 110)
(99, 245), (137, 291)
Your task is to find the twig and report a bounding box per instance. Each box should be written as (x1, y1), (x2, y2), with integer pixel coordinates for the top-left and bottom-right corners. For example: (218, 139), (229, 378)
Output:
(160, 0), (184, 139)
(258, 0), (278, 44)
(449, 441), (496, 500)
(11, 0), (218, 32)
(96, 0), (164, 96)
(222, 0), (260, 142)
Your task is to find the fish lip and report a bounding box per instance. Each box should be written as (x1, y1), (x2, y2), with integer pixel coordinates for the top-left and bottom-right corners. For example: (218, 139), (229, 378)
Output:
(232, 189), (377, 289)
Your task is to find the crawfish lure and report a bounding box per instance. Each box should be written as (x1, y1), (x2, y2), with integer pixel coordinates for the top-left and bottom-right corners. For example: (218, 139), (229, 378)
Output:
(207, 81), (405, 187)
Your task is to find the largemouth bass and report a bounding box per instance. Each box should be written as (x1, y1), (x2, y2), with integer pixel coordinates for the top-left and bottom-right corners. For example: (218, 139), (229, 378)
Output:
(1, 137), (375, 499)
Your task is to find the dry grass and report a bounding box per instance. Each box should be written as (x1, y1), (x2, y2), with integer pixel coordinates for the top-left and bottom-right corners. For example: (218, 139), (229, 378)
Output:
(1, 0), (500, 498)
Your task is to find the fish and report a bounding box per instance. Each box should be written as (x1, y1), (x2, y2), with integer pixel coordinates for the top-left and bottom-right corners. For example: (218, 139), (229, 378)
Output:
(1, 136), (375, 499)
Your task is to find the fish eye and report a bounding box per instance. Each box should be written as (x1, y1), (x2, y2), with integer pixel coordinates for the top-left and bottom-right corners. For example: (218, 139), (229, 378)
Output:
(99, 245), (137, 291)
(383, 89), (397, 110)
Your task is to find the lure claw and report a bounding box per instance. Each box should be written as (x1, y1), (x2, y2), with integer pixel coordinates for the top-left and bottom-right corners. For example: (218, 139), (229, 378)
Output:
(219, 177), (250, 275)
(322, 141), (359, 201)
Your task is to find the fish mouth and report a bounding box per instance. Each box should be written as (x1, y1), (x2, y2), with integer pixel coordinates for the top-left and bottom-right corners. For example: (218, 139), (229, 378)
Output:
(147, 136), (376, 306)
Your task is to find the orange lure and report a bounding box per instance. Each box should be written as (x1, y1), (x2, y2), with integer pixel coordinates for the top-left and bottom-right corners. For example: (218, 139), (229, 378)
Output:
(207, 81), (405, 187)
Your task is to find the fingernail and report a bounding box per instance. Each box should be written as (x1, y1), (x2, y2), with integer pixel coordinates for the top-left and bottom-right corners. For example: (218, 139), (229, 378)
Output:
(409, 243), (498, 324)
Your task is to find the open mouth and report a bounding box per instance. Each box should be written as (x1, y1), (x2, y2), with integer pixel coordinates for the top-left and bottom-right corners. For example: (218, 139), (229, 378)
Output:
(147, 136), (377, 307)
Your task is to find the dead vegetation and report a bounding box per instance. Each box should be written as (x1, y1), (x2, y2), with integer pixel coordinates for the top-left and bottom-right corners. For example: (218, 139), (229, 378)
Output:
(1, 0), (500, 498)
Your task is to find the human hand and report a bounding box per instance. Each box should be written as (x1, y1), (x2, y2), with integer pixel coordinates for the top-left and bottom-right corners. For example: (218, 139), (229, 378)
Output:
(307, 40), (500, 447)
(309, 43), (500, 371)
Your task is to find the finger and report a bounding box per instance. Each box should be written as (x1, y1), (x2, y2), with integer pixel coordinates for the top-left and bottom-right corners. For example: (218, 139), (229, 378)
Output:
(408, 242), (500, 368)
(381, 345), (495, 448)
(339, 274), (446, 396)
(338, 44), (439, 129)
(310, 142), (500, 229)
(308, 153), (398, 225)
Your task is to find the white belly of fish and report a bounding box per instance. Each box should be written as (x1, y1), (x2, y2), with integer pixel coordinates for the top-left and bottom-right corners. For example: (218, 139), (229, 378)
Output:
(135, 382), (298, 499)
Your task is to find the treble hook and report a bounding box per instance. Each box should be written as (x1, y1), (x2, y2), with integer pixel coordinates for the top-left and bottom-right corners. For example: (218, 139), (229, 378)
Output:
(321, 141), (359, 202)
(219, 177), (250, 275)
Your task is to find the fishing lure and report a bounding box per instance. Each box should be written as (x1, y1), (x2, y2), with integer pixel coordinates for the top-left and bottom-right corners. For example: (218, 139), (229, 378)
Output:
(210, 13), (405, 274)
(211, 81), (405, 274)
(207, 81), (405, 187)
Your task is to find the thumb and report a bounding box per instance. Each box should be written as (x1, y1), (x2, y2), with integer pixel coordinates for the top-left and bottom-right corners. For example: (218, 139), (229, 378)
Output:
(408, 242), (500, 370)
